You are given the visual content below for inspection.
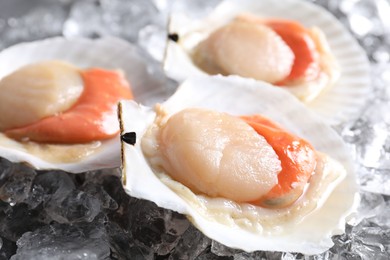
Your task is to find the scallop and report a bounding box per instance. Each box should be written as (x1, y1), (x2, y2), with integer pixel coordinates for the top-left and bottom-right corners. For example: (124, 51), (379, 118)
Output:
(119, 75), (358, 254)
(0, 37), (171, 172)
(163, 0), (370, 124)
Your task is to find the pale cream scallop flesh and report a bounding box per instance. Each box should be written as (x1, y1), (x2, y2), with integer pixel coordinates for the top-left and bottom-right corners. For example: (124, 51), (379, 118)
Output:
(192, 20), (294, 84)
(0, 60), (83, 131)
(142, 108), (282, 203)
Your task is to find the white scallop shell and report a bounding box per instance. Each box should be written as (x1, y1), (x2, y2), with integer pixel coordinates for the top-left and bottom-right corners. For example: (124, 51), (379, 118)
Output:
(119, 75), (359, 254)
(164, 0), (370, 125)
(0, 37), (168, 173)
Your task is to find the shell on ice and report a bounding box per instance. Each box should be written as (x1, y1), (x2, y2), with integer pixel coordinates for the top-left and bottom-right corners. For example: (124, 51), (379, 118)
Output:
(0, 37), (169, 173)
(164, 0), (370, 125)
(119, 75), (359, 254)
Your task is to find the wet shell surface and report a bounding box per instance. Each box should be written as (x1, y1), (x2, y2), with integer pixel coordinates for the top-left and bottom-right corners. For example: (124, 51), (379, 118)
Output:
(164, 0), (370, 125)
(119, 75), (359, 254)
(0, 37), (168, 173)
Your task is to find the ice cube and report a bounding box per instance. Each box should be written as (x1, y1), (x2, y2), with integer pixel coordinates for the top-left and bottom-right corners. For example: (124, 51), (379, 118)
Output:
(168, 225), (211, 259)
(11, 221), (110, 260)
(163, 0), (221, 18)
(358, 167), (390, 196)
(64, 0), (158, 42)
(0, 159), (36, 205)
(0, 203), (43, 242)
(105, 221), (154, 260)
(82, 182), (118, 210)
(138, 24), (167, 61)
(45, 189), (101, 224)
(211, 240), (241, 256)
(1, 5), (66, 49)
(62, 1), (104, 38)
(357, 101), (390, 169)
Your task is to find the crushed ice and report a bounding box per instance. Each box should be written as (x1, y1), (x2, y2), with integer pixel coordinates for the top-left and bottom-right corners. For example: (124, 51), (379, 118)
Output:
(0, 0), (390, 259)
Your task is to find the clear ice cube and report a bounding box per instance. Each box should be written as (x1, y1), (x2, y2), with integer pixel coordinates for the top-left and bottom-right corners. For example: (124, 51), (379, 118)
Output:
(11, 221), (110, 260)
(0, 159), (36, 205)
(0, 0), (389, 259)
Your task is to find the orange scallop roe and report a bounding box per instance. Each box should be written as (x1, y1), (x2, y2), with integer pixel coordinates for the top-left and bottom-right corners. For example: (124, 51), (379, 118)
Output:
(237, 15), (321, 85)
(240, 115), (317, 208)
(265, 19), (321, 85)
(5, 68), (133, 143)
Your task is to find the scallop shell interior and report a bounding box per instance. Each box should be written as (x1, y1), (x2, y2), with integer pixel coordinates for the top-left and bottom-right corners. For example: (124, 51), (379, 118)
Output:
(0, 37), (169, 172)
(164, 0), (370, 125)
(119, 75), (359, 254)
